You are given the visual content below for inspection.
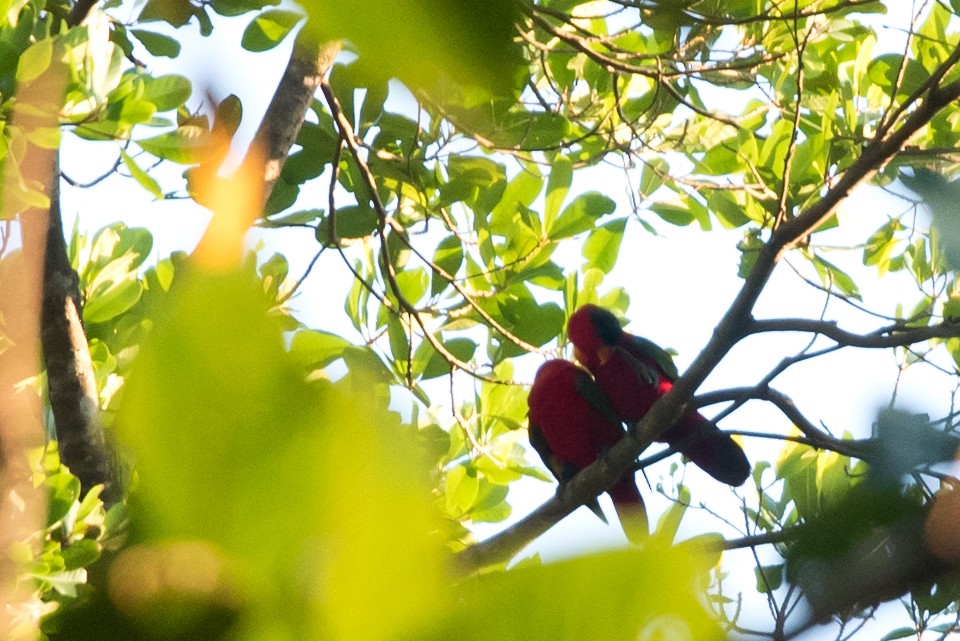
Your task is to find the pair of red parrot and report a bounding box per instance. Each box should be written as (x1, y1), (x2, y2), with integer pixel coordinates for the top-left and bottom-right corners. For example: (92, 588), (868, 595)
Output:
(527, 304), (750, 541)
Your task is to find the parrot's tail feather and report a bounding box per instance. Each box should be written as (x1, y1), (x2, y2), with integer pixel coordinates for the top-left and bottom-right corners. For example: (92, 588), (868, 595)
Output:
(665, 413), (751, 486)
(585, 497), (609, 524)
(609, 476), (648, 543)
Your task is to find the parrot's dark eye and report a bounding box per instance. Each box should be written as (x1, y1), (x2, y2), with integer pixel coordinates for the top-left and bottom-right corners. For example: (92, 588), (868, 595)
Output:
(590, 307), (623, 345)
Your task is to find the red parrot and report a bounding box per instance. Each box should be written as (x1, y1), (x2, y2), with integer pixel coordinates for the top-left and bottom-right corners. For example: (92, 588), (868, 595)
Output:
(567, 304), (750, 487)
(527, 359), (648, 542)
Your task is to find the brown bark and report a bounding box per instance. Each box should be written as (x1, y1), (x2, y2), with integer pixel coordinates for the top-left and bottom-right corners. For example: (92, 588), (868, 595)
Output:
(29, 0), (124, 503)
(30, 163), (122, 501)
(252, 35), (342, 202)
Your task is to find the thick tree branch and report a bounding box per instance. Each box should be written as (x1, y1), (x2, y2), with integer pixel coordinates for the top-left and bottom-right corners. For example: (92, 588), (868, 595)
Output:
(24, 0), (128, 502)
(35, 164), (121, 500)
(252, 35), (342, 203)
(457, 54), (960, 570)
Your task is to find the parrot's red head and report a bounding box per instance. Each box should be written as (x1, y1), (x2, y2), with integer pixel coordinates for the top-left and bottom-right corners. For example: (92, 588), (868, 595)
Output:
(528, 359), (583, 408)
(567, 305), (624, 369)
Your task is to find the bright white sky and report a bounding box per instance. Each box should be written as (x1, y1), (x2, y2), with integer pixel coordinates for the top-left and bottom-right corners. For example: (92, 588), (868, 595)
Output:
(54, 3), (958, 638)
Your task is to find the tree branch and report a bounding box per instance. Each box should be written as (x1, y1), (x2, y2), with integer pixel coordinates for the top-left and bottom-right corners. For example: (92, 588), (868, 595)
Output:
(748, 317), (960, 348)
(696, 386), (876, 460)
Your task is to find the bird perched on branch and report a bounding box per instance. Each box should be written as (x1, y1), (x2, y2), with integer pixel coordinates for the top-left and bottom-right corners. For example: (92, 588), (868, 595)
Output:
(567, 304), (750, 487)
(527, 359), (648, 541)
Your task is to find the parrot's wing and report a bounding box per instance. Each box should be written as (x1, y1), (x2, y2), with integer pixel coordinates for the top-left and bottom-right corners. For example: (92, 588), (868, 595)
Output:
(527, 421), (562, 481)
(528, 421), (609, 524)
(572, 370), (625, 429)
(623, 333), (680, 381)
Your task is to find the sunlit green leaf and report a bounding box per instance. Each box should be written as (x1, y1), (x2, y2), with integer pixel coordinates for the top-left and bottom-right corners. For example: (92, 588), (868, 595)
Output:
(582, 218), (627, 274)
(551, 192), (615, 238)
(130, 29), (181, 58)
(240, 9), (302, 52)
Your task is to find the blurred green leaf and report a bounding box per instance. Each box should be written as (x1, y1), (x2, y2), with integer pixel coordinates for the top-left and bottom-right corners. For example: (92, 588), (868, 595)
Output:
(434, 544), (720, 641)
(138, 125), (215, 164)
(302, 0), (523, 95)
(901, 169), (960, 270)
(290, 329), (353, 371)
(118, 262), (449, 639)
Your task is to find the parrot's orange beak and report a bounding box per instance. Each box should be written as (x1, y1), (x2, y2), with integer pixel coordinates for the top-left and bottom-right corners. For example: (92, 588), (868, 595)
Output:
(596, 345), (613, 365)
(573, 346), (587, 366)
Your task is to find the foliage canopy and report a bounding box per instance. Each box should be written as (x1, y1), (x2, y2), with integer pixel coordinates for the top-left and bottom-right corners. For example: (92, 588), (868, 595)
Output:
(3, 1), (960, 640)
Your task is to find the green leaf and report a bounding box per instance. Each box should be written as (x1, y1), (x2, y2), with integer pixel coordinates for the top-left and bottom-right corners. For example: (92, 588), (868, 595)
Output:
(417, 337), (477, 380)
(393, 267), (428, 305)
(551, 192), (616, 238)
(490, 167), (544, 235)
(639, 159), (666, 197)
(493, 292), (564, 360)
(811, 254), (862, 300)
(880, 628), (920, 641)
(138, 0), (197, 26)
(754, 564), (784, 593)
(209, 0), (281, 17)
(759, 119), (794, 180)
(60, 539), (102, 571)
(653, 485), (688, 543)
(46, 473), (81, 526)
(444, 544), (719, 640)
(74, 484), (104, 524)
(262, 208), (323, 228)
(544, 156), (573, 231)
(651, 201), (694, 226)
(708, 191), (751, 229)
(84, 277), (143, 324)
(142, 74), (192, 112)
(119, 98), (157, 125)
(319, 205), (379, 240)
(867, 54), (926, 98)
(120, 149), (163, 199)
(214, 94), (243, 136)
(241, 9), (302, 52)
(445, 464), (479, 516)
(582, 218), (627, 274)
(130, 29), (182, 58)
(430, 235), (464, 297)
